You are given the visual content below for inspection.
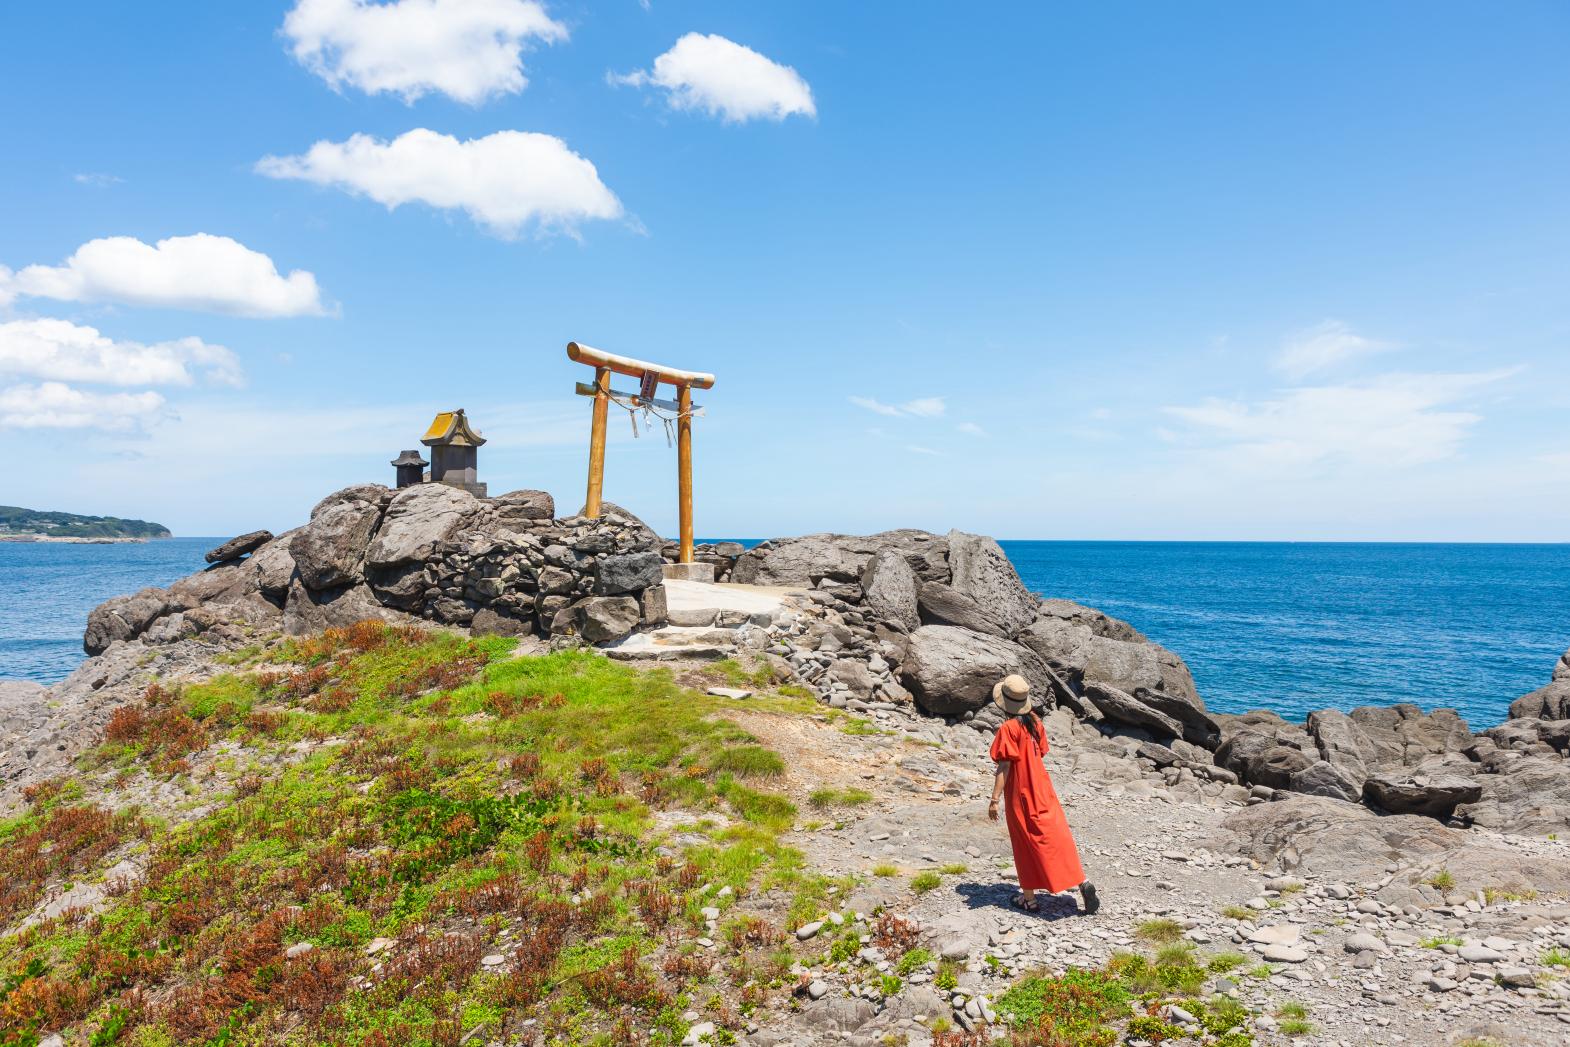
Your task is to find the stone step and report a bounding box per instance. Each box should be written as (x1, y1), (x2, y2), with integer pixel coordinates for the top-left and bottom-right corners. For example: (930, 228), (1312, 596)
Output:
(602, 624), (740, 661)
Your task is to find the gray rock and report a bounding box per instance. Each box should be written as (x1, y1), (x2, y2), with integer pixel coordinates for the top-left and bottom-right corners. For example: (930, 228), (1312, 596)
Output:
(83, 588), (171, 654)
(593, 551), (665, 595)
(640, 583), (669, 626)
(1511, 680), (1570, 722)
(1289, 759), (1363, 803)
(942, 530), (1038, 637)
(575, 596), (642, 643)
(205, 529), (273, 564)
(491, 488), (555, 524)
(1133, 685), (1220, 748)
(1247, 745), (1313, 790)
(1083, 681), (1182, 738)
(732, 530), (949, 587)
(282, 581), (405, 635)
(901, 625), (1054, 716)
(250, 531), (299, 597)
(917, 581), (1012, 638)
(1035, 599), (1146, 642)
(800, 997), (876, 1033)
(1307, 708), (1375, 781)
(292, 496), (383, 590)
(860, 548), (920, 630)
(365, 483), (478, 568)
(1363, 771), (1482, 819)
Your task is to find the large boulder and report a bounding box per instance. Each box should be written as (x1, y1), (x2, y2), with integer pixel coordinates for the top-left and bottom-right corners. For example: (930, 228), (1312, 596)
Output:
(292, 492), (384, 590)
(1510, 680), (1570, 722)
(917, 581), (1010, 638)
(365, 483), (479, 568)
(1212, 794), (1570, 901)
(901, 625), (1052, 717)
(1307, 709), (1376, 782)
(250, 531), (298, 597)
(1247, 745), (1313, 790)
(732, 530), (948, 587)
(1082, 681), (1182, 739)
(281, 581), (406, 635)
(1133, 685), (1220, 748)
(1214, 727), (1278, 779)
(860, 548), (919, 630)
(1363, 771), (1482, 820)
(1455, 756), (1570, 835)
(1035, 599), (1147, 643)
(205, 530), (273, 564)
(84, 588), (172, 654)
(1346, 704), (1473, 766)
(942, 530), (1037, 637)
(491, 488), (556, 525)
(558, 596), (641, 644)
(593, 552), (664, 595)
(1290, 759), (1364, 803)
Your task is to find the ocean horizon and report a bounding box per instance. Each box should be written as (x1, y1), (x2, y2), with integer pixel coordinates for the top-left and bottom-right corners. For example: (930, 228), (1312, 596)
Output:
(3, 536), (1566, 727)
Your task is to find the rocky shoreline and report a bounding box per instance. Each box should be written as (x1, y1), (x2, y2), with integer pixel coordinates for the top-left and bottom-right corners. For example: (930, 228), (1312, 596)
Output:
(8, 482), (1566, 838)
(3, 482), (1569, 1045)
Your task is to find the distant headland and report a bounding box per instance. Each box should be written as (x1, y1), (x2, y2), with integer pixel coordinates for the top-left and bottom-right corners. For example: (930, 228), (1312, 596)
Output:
(0, 505), (171, 543)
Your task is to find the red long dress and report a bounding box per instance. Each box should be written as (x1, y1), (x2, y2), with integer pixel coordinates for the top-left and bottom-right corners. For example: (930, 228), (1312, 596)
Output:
(990, 717), (1086, 893)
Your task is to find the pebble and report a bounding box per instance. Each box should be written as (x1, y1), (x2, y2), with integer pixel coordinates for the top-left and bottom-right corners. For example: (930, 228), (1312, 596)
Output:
(796, 921), (824, 941)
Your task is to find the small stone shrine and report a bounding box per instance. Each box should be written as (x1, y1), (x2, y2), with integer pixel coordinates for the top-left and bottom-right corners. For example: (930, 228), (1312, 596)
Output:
(421, 409), (487, 497)
(390, 449), (427, 489)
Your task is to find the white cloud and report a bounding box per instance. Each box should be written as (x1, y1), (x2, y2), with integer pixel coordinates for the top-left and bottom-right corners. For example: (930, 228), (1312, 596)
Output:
(281, 0), (566, 104)
(902, 397), (945, 418)
(73, 172), (122, 187)
(614, 33), (815, 123)
(1275, 320), (1394, 379)
(0, 234), (329, 318)
(0, 318), (243, 388)
(1163, 369), (1517, 470)
(849, 395), (902, 417)
(906, 445), (940, 456)
(0, 381), (166, 431)
(849, 395), (947, 419)
(956, 421), (987, 436)
(257, 129), (624, 239)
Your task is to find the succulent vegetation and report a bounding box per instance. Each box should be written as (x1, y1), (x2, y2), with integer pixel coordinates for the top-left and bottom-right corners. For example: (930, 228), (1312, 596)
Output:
(0, 622), (834, 1047)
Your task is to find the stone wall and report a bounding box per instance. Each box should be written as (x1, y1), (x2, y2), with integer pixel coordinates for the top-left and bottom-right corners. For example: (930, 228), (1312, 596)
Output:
(85, 483), (671, 654)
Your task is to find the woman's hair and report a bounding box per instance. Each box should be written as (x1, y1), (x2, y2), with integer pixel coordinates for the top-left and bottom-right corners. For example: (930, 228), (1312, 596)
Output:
(1013, 709), (1044, 749)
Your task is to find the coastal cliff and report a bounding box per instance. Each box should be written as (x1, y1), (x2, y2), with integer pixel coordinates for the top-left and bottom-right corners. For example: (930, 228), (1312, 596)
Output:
(2, 484), (1568, 1046)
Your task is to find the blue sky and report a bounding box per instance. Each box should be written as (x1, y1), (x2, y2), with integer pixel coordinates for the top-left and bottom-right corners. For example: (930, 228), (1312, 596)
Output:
(2, 1), (1568, 541)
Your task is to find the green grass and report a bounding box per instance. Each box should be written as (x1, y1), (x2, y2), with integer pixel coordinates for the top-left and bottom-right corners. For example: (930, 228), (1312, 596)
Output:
(1279, 1018), (1314, 1036)
(871, 863), (899, 878)
(1206, 951), (1247, 973)
(938, 862), (968, 875)
(994, 968), (1131, 1043)
(807, 787), (873, 809)
(1420, 935), (1463, 949)
(1219, 904), (1254, 921)
(0, 623), (819, 1047)
(896, 948), (933, 976)
(1427, 868), (1456, 891)
(1134, 918), (1184, 944)
(1275, 1002), (1308, 1020)
(910, 871), (942, 894)
(1483, 886), (1537, 904)
(1542, 948), (1570, 968)
(709, 745), (786, 778)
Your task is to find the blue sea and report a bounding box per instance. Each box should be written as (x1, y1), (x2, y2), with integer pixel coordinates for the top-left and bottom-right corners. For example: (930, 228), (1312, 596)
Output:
(2, 538), (1567, 728)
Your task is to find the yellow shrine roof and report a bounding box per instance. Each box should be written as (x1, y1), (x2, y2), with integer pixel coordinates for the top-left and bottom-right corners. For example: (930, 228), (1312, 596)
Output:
(421, 409), (486, 447)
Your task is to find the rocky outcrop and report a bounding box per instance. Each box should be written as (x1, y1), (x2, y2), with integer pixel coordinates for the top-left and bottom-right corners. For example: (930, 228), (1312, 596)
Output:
(902, 626), (1052, 717)
(1363, 771), (1483, 820)
(205, 530), (273, 564)
(732, 530), (949, 591)
(82, 485), (671, 656)
(860, 549), (918, 631)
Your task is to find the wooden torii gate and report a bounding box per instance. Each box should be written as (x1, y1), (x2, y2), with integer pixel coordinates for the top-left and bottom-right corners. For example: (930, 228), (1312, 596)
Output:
(566, 342), (716, 566)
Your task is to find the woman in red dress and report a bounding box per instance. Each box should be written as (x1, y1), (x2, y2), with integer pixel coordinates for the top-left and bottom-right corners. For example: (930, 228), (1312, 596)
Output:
(987, 674), (1099, 914)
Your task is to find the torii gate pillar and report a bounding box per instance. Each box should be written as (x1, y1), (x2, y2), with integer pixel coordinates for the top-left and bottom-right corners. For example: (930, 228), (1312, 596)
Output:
(567, 342), (715, 566)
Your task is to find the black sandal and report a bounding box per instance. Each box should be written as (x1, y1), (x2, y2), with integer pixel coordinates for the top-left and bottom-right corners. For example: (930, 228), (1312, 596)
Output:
(1080, 881), (1100, 915)
(1012, 894), (1039, 912)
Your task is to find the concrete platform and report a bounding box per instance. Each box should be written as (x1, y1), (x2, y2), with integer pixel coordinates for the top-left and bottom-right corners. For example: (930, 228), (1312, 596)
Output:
(663, 579), (802, 618)
(661, 562), (716, 582)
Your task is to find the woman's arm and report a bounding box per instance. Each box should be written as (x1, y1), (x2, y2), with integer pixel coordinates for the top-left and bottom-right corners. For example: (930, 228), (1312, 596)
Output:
(988, 763), (1009, 821)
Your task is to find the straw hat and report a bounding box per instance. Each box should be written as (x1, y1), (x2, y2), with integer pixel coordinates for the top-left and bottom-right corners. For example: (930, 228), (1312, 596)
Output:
(992, 674), (1032, 715)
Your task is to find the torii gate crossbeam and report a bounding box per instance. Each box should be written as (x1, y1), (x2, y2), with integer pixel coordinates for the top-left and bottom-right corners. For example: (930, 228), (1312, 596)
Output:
(566, 342), (716, 565)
